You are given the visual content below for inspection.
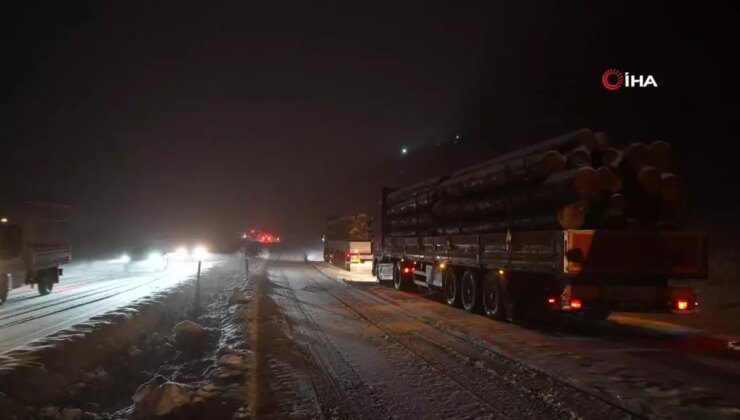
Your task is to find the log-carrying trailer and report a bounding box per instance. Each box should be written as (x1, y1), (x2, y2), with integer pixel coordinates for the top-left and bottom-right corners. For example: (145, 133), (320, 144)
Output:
(373, 130), (707, 321)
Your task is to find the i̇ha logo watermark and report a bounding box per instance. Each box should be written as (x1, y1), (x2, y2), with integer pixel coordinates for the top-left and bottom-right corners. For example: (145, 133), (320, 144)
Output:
(601, 69), (657, 90)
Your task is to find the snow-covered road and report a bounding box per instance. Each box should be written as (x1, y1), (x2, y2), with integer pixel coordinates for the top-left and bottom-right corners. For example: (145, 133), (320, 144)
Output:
(0, 258), (211, 355)
(252, 249), (740, 419)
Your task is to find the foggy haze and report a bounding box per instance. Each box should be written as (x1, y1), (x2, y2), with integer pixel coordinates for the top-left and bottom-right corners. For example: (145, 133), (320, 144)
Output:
(1, 3), (737, 256)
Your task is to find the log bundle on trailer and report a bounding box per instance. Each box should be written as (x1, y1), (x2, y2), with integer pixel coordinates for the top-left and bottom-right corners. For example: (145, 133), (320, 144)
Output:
(326, 214), (373, 241)
(384, 129), (684, 237)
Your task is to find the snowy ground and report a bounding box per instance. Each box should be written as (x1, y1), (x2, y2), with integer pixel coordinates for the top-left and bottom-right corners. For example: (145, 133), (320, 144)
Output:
(253, 247), (740, 419)
(0, 256), (213, 355)
(2, 249), (738, 418)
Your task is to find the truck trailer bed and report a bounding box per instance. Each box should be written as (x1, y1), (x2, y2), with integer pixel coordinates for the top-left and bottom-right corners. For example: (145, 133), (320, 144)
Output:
(382, 229), (707, 280)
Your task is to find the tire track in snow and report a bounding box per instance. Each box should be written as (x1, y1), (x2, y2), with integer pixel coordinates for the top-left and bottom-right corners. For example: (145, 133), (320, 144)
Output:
(308, 264), (640, 419)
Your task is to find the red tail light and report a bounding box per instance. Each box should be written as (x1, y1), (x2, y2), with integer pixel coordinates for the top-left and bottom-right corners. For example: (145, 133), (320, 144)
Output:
(403, 267), (410, 274)
(676, 299), (689, 311)
(547, 297), (557, 305)
(569, 299), (582, 309)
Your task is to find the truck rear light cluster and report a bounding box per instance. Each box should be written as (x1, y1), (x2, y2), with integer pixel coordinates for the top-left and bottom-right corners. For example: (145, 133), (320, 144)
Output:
(402, 266), (415, 274)
(559, 285), (581, 310)
(673, 298), (699, 311)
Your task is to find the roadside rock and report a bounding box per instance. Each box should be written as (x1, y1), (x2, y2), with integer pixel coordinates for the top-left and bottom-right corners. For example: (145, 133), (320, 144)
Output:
(217, 354), (247, 370)
(128, 345), (143, 358)
(95, 366), (110, 383)
(131, 375), (201, 418)
(207, 355), (246, 385)
(144, 332), (162, 348)
(216, 346), (250, 358)
(68, 382), (87, 399)
(39, 405), (62, 420)
(62, 407), (83, 420)
(173, 320), (205, 348)
(82, 402), (99, 413)
(81, 371), (96, 383)
(228, 291), (250, 305)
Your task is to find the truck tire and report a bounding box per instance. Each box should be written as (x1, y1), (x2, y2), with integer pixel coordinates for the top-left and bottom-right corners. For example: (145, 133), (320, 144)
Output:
(461, 270), (482, 313)
(37, 269), (54, 296)
(38, 278), (53, 295)
(0, 274), (8, 304)
(443, 267), (461, 307)
(482, 271), (506, 320)
(393, 262), (409, 290)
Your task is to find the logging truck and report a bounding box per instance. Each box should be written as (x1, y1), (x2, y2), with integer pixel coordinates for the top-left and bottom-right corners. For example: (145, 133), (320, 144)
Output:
(373, 129), (707, 321)
(0, 202), (71, 304)
(324, 214), (373, 271)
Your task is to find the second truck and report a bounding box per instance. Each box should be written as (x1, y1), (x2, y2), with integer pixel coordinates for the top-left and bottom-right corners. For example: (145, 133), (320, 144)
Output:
(0, 201), (71, 304)
(324, 214), (373, 271)
(373, 129), (707, 321)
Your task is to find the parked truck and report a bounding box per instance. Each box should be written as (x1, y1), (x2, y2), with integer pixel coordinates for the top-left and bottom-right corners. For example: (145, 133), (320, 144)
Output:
(0, 202), (71, 304)
(324, 214), (373, 271)
(373, 129), (707, 321)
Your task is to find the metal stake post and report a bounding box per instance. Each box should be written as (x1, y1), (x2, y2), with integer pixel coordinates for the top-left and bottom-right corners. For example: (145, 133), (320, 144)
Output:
(194, 260), (202, 312)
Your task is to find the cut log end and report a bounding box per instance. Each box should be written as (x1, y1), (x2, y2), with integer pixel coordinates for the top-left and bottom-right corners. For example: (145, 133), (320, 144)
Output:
(660, 172), (682, 202)
(594, 132), (609, 151)
(596, 166), (623, 193)
(541, 150), (567, 173)
(624, 142), (648, 169)
(602, 147), (622, 168)
(567, 146), (592, 168)
(575, 128), (597, 151)
(574, 167), (601, 199)
(638, 165), (661, 193)
(647, 140), (673, 171)
(558, 201), (588, 229)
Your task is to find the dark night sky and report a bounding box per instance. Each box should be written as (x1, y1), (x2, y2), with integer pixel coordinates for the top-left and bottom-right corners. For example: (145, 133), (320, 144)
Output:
(2, 3), (738, 256)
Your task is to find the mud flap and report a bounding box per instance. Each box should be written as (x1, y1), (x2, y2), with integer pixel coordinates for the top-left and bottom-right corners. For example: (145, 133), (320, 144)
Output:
(377, 263), (394, 281)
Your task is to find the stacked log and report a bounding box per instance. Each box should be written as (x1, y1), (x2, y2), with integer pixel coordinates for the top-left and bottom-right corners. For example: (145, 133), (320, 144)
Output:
(384, 129), (684, 237)
(326, 214), (373, 241)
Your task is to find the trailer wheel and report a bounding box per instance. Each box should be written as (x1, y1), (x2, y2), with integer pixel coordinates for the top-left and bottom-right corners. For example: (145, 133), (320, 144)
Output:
(37, 269), (54, 296)
(443, 267), (461, 307)
(482, 271), (506, 320)
(38, 278), (53, 295)
(393, 262), (408, 290)
(461, 270), (481, 313)
(0, 274), (8, 304)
